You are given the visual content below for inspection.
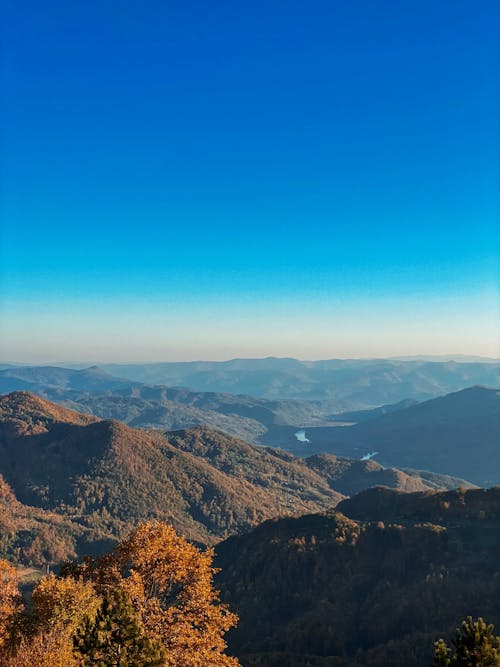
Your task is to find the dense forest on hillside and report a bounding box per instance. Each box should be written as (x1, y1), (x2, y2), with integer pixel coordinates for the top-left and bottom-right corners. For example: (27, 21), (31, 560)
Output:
(216, 488), (500, 667)
(0, 391), (468, 567)
(2, 517), (499, 666)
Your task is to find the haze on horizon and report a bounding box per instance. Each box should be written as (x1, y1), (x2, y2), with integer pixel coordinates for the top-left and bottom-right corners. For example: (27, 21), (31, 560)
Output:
(1, 1), (499, 363)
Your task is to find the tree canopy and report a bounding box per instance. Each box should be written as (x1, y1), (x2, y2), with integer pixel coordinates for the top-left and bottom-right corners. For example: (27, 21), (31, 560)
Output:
(432, 617), (500, 667)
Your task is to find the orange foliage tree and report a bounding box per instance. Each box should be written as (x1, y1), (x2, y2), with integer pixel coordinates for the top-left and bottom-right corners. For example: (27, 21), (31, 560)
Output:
(3, 570), (99, 667)
(2, 627), (79, 667)
(102, 521), (240, 667)
(0, 560), (22, 650)
(30, 573), (100, 634)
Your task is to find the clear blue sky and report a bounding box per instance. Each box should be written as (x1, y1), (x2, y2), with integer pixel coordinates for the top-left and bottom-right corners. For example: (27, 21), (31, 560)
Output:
(1, 0), (499, 361)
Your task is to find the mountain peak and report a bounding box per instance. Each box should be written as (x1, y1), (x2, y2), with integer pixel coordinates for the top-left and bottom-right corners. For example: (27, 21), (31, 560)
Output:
(0, 390), (99, 433)
(458, 384), (499, 394)
(78, 365), (112, 375)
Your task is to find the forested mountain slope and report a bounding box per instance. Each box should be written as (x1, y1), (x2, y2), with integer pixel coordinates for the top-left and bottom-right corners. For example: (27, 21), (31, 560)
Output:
(0, 392), (467, 566)
(0, 393), (340, 554)
(216, 487), (500, 667)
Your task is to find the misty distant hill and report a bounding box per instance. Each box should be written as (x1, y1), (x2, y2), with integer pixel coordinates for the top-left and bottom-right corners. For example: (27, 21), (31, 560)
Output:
(4, 358), (500, 412)
(0, 365), (330, 442)
(97, 357), (500, 404)
(0, 364), (138, 393)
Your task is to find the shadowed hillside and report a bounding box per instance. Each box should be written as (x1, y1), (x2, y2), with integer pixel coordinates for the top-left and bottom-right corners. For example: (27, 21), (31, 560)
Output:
(216, 487), (500, 667)
(300, 386), (500, 486)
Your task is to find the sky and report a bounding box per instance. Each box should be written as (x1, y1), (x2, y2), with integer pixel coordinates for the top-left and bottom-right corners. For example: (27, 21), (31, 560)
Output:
(1, 0), (499, 362)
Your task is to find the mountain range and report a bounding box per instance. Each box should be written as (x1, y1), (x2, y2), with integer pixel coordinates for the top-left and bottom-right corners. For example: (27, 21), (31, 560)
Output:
(0, 380), (498, 667)
(1, 365), (499, 486)
(0, 365), (328, 443)
(0, 391), (469, 566)
(97, 357), (500, 402)
(2, 357), (500, 405)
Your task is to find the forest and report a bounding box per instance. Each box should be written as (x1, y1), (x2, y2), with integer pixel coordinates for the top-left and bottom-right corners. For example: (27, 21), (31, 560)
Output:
(2, 514), (500, 666)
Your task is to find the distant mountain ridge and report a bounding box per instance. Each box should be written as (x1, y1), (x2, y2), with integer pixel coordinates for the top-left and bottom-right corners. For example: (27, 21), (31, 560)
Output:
(0, 364), (138, 393)
(3, 357), (500, 404)
(1, 362), (499, 453)
(0, 365), (331, 443)
(95, 357), (500, 402)
(1, 369), (498, 489)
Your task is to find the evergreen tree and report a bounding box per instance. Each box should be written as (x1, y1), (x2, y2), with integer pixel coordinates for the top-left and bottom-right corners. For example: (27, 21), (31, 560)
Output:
(74, 588), (165, 667)
(432, 617), (500, 666)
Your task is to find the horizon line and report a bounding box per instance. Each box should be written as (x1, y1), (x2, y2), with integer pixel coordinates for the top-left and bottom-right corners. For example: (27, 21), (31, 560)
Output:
(1, 353), (499, 368)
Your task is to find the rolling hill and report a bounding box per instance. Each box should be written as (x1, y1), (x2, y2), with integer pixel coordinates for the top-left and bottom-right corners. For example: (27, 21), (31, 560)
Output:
(0, 392), (467, 566)
(0, 393), (340, 552)
(0, 364), (137, 393)
(3, 366), (498, 472)
(4, 358), (500, 409)
(0, 366), (330, 443)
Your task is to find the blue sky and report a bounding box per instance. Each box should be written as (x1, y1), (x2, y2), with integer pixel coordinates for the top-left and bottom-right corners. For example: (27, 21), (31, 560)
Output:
(1, 0), (499, 361)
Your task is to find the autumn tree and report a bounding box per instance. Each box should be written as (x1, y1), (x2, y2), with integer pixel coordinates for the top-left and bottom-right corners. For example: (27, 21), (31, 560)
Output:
(2, 628), (79, 667)
(30, 572), (100, 634)
(0, 560), (22, 650)
(0, 522), (239, 667)
(1, 571), (100, 667)
(432, 617), (500, 666)
(102, 521), (240, 667)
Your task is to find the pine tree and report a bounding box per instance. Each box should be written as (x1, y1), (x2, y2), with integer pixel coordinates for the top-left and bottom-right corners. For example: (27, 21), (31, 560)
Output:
(432, 617), (500, 666)
(74, 588), (165, 667)
(432, 639), (451, 667)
